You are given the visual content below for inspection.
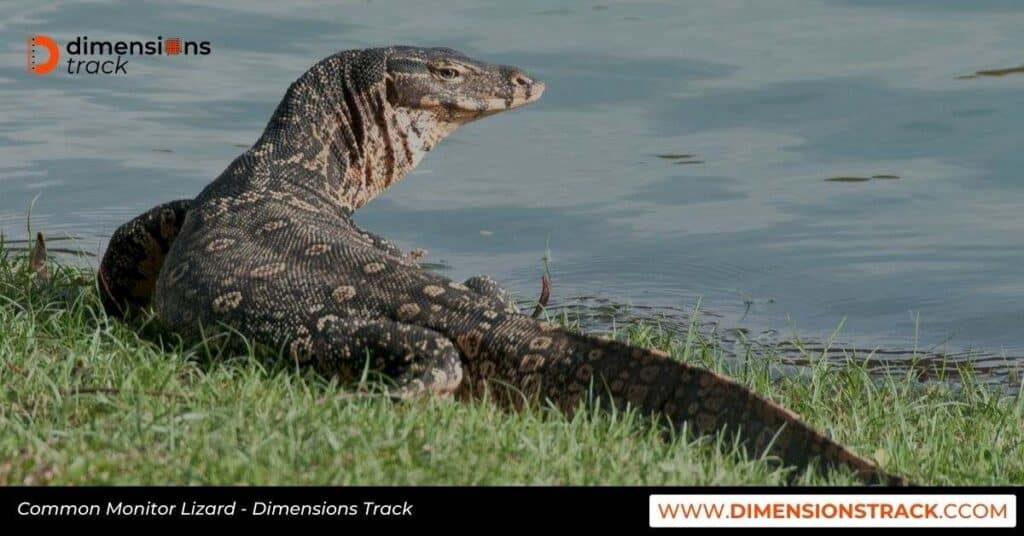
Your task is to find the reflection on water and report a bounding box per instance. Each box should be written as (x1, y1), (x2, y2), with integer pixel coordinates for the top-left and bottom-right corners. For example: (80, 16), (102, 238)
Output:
(1, 0), (1023, 380)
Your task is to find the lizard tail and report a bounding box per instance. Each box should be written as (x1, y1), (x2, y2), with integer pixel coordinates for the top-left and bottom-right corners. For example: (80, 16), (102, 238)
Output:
(98, 199), (192, 317)
(478, 324), (907, 485)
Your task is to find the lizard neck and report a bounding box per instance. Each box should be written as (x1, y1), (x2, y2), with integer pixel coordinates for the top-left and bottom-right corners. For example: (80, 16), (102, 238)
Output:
(248, 56), (456, 213)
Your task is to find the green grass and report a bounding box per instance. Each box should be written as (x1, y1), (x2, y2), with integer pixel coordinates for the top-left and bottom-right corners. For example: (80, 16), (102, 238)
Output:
(1, 245), (1022, 486)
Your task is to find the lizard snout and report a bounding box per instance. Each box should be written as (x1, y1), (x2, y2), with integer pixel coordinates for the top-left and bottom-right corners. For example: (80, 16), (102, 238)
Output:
(510, 70), (535, 88)
(506, 69), (544, 106)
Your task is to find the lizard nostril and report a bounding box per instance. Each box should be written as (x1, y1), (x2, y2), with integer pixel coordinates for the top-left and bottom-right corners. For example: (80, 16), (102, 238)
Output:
(511, 72), (532, 88)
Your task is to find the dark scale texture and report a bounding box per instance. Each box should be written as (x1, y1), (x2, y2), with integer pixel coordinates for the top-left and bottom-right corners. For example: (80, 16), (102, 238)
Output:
(98, 46), (906, 485)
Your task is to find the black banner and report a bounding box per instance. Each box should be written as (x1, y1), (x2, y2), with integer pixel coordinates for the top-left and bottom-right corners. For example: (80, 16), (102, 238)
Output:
(0, 486), (1020, 530)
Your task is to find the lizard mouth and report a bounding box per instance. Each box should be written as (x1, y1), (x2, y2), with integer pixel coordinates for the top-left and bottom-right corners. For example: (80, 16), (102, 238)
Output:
(413, 75), (544, 119)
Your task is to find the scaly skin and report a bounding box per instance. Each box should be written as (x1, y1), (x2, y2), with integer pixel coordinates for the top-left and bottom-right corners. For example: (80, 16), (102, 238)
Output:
(98, 46), (907, 485)
(99, 199), (191, 316)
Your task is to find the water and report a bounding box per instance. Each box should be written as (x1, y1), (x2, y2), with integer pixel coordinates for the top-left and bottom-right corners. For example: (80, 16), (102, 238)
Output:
(2, 1), (1023, 376)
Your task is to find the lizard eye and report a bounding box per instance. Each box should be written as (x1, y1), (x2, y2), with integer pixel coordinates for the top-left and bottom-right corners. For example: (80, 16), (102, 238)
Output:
(436, 67), (461, 80)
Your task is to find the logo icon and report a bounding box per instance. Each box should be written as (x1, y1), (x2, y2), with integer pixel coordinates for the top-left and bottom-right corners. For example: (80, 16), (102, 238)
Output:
(27, 34), (60, 75)
(165, 37), (181, 55)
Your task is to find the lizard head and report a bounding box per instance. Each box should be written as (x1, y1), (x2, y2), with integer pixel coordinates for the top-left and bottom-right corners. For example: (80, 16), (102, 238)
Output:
(267, 46), (545, 209)
(384, 46), (545, 124)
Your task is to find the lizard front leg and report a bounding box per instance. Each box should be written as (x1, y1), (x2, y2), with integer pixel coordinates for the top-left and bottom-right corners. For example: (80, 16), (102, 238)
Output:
(311, 316), (463, 400)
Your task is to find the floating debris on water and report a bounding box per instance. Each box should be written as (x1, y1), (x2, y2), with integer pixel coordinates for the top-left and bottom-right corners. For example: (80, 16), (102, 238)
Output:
(654, 153), (696, 160)
(825, 176), (871, 182)
(956, 64), (1024, 80)
(826, 174), (902, 183)
(654, 153), (703, 165)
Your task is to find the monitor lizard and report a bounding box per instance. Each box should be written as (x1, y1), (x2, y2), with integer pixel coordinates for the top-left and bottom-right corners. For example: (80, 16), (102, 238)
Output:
(97, 46), (907, 485)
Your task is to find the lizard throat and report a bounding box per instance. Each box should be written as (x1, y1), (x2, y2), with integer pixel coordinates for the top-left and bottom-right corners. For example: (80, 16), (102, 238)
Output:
(340, 103), (456, 210)
(254, 79), (458, 214)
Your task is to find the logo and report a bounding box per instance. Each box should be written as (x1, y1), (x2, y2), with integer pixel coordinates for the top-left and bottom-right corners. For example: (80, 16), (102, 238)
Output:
(26, 34), (211, 76)
(26, 34), (60, 75)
